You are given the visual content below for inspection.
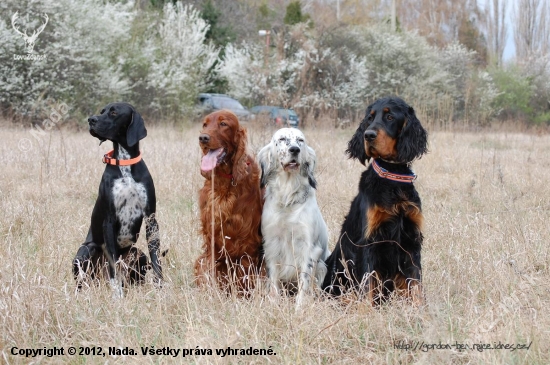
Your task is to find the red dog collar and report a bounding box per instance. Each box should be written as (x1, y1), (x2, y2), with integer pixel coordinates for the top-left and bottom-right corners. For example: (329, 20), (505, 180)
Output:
(102, 150), (142, 166)
(372, 159), (416, 183)
(211, 161), (251, 180)
(216, 171), (233, 179)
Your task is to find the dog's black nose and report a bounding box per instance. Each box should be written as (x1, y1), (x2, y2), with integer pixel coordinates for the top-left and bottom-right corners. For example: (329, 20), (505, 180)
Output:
(199, 134), (210, 144)
(289, 146), (300, 155)
(88, 116), (98, 126)
(364, 130), (377, 141)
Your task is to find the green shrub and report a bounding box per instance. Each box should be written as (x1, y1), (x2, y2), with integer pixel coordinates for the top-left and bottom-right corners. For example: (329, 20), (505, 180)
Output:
(490, 67), (534, 121)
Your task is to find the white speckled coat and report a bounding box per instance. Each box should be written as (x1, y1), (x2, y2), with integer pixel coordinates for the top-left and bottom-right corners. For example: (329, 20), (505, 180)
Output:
(258, 128), (330, 308)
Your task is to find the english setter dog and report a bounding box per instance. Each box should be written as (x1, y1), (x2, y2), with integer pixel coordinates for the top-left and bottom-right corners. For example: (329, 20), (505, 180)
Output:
(258, 128), (330, 308)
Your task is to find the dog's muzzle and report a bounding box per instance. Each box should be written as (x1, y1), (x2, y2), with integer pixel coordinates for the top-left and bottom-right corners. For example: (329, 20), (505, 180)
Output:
(289, 146), (300, 155)
(364, 130), (377, 142)
(199, 133), (210, 144)
(283, 146), (301, 171)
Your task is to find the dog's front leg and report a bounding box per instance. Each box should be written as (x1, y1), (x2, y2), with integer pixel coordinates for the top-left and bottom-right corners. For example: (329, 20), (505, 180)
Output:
(296, 246), (324, 309)
(296, 270), (310, 309)
(145, 213), (163, 285)
(266, 264), (281, 299)
(102, 215), (123, 298)
(404, 253), (423, 306)
(73, 240), (102, 290)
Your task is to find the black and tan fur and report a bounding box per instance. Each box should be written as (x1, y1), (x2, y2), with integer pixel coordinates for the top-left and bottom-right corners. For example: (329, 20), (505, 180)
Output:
(322, 96), (427, 305)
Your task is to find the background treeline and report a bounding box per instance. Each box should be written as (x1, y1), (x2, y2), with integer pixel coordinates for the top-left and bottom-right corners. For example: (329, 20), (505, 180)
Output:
(1, 0), (549, 127)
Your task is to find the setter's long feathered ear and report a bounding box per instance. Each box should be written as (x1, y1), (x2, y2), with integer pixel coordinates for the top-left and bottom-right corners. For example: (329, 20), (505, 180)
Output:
(396, 105), (428, 163)
(301, 146), (317, 189)
(345, 105), (371, 165)
(232, 126), (249, 182)
(257, 140), (277, 189)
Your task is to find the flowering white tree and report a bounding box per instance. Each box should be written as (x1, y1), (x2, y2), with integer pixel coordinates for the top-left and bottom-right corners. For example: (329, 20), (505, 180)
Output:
(220, 22), (499, 125)
(215, 43), (265, 103)
(0, 0), (219, 122)
(145, 2), (219, 117)
(331, 54), (370, 110)
(435, 41), (499, 122)
(0, 0), (502, 125)
(0, 0), (134, 120)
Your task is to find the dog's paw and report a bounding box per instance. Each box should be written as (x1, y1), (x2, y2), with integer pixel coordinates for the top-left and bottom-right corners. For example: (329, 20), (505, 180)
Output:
(152, 277), (164, 289)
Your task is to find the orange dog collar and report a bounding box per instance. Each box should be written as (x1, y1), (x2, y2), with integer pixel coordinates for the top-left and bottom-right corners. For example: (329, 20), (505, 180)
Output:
(102, 150), (142, 166)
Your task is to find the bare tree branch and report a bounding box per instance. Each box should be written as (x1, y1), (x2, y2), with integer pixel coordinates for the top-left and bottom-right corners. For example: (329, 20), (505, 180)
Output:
(514, 0), (550, 60)
(486, 0), (508, 66)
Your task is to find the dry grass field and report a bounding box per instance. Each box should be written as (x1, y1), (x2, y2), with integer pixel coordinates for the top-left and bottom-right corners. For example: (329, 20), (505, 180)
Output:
(1, 121), (549, 364)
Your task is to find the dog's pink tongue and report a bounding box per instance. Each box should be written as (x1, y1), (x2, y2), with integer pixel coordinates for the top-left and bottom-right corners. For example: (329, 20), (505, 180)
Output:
(201, 148), (223, 172)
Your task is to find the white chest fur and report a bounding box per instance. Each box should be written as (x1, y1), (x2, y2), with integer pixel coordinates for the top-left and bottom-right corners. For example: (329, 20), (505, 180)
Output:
(112, 147), (147, 247)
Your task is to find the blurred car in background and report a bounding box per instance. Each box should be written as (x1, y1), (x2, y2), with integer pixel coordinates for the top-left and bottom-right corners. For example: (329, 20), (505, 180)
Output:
(250, 106), (300, 128)
(196, 93), (251, 122)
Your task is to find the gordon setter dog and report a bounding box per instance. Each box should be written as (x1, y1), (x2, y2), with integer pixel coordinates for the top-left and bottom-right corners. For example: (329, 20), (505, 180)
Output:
(322, 96), (428, 305)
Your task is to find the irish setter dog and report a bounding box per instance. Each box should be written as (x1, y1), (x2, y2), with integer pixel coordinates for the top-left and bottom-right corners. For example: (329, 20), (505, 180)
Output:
(195, 110), (263, 294)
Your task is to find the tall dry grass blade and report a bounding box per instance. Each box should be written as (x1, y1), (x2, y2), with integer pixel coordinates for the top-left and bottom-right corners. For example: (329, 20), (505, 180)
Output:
(211, 166), (215, 283)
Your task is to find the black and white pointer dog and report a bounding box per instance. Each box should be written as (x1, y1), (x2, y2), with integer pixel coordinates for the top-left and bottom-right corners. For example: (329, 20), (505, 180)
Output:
(72, 102), (163, 296)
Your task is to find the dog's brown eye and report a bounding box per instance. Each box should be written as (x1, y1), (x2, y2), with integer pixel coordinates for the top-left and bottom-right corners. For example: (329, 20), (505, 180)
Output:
(110, 111), (117, 116)
(387, 115), (393, 121)
(220, 122), (227, 126)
